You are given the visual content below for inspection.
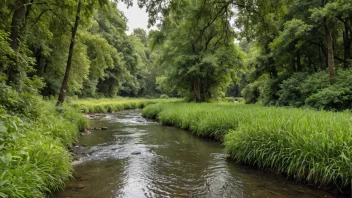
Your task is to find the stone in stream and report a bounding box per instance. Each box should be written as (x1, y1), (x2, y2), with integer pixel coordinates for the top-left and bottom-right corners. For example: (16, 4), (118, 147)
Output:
(75, 184), (86, 189)
(131, 151), (141, 155)
(101, 127), (108, 130)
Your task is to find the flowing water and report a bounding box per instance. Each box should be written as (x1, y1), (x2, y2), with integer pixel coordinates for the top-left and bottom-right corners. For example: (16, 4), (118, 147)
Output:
(55, 110), (335, 198)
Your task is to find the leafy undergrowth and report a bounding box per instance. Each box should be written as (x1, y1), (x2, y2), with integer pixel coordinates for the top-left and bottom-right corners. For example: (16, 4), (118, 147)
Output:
(142, 102), (352, 192)
(0, 85), (87, 197)
(69, 98), (182, 113)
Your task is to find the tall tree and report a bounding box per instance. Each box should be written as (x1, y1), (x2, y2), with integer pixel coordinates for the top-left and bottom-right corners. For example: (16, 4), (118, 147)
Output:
(57, 1), (82, 106)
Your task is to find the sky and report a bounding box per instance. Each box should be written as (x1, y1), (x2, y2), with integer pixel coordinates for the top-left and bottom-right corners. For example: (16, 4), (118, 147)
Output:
(117, 0), (153, 35)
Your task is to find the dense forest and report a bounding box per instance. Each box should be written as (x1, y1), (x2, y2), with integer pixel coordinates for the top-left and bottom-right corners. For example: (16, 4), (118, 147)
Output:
(1, 0), (352, 109)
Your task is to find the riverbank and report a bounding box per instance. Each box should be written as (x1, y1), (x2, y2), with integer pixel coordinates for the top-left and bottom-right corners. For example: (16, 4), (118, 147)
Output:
(0, 98), (87, 197)
(69, 98), (182, 113)
(141, 102), (352, 194)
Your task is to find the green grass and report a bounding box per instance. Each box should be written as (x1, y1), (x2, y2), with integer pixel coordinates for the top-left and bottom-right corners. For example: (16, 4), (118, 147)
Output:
(0, 100), (87, 197)
(142, 102), (352, 191)
(69, 98), (182, 113)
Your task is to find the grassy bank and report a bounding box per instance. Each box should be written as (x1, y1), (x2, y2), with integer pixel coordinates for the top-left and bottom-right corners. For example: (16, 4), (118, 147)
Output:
(69, 98), (181, 113)
(0, 86), (87, 197)
(142, 102), (352, 192)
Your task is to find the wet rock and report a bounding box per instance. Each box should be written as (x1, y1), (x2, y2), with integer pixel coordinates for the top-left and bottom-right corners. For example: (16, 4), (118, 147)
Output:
(75, 184), (86, 189)
(72, 156), (80, 161)
(101, 127), (108, 130)
(131, 151), (141, 155)
(75, 145), (80, 148)
(88, 148), (101, 155)
(81, 130), (92, 135)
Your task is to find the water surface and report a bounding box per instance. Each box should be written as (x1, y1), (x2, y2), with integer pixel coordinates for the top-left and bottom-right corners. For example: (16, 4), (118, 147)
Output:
(55, 110), (334, 198)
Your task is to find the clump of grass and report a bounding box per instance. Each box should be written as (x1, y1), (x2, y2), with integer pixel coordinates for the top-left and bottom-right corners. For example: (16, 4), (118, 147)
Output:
(142, 102), (352, 191)
(0, 99), (86, 197)
(70, 98), (181, 113)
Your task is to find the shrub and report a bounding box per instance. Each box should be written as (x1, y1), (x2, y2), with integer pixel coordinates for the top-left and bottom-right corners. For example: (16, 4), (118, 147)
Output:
(241, 81), (262, 104)
(278, 72), (309, 107)
(160, 94), (169, 99)
(305, 69), (352, 110)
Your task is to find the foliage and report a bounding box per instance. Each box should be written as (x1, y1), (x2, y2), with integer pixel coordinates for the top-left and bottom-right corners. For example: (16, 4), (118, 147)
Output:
(149, 0), (244, 102)
(0, 83), (86, 197)
(305, 69), (352, 110)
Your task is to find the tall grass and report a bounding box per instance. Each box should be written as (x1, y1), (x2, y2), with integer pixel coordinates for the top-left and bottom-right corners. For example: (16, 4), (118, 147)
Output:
(142, 102), (352, 191)
(0, 100), (87, 197)
(69, 98), (181, 113)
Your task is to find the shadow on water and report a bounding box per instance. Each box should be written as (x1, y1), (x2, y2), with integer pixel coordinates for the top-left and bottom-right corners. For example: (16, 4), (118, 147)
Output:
(55, 110), (335, 198)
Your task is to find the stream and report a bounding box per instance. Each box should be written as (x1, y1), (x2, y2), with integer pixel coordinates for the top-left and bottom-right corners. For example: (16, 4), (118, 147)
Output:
(55, 110), (334, 198)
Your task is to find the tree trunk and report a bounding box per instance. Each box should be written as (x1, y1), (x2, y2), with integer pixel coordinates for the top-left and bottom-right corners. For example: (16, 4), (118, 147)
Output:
(56, 1), (82, 106)
(323, 19), (335, 84)
(7, 0), (30, 84)
(296, 52), (302, 72)
(343, 22), (351, 69)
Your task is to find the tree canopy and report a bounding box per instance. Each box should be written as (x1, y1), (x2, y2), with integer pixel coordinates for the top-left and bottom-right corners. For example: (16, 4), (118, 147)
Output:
(0, 0), (352, 108)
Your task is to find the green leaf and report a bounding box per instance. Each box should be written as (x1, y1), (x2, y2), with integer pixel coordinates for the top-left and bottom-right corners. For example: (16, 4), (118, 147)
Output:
(0, 192), (8, 198)
(0, 179), (8, 186)
(0, 122), (7, 133)
(0, 153), (12, 165)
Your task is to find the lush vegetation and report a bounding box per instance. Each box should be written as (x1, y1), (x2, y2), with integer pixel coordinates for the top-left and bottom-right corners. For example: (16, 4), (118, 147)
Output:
(1, 0), (352, 196)
(0, 84), (87, 197)
(1, 0), (352, 106)
(142, 102), (352, 192)
(70, 98), (181, 113)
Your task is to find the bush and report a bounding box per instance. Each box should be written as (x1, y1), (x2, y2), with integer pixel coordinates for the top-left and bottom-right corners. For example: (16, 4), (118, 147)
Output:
(160, 94), (169, 99)
(305, 69), (352, 110)
(278, 72), (309, 107)
(241, 81), (262, 104)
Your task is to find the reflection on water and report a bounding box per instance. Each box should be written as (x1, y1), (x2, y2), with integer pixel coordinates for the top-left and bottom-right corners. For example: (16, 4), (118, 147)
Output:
(55, 110), (334, 198)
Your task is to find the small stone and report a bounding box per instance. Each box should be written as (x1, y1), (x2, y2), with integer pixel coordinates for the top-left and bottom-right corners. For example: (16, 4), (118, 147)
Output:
(101, 127), (108, 130)
(75, 184), (85, 189)
(75, 145), (79, 148)
(131, 151), (141, 155)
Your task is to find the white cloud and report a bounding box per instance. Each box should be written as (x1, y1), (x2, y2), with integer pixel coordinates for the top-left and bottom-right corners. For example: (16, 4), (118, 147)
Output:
(117, 0), (154, 35)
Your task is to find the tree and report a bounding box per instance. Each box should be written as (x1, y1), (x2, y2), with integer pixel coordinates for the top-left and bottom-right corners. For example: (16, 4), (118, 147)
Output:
(150, 0), (243, 102)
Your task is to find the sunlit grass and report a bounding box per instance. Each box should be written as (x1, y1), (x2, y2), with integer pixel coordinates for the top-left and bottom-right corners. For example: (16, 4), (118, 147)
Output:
(69, 98), (182, 113)
(142, 102), (352, 190)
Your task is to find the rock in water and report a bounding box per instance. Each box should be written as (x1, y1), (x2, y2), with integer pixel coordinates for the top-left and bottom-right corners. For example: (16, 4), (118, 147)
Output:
(131, 151), (141, 155)
(75, 184), (86, 189)
(101, 127), (108, 130)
